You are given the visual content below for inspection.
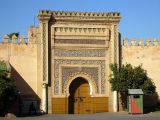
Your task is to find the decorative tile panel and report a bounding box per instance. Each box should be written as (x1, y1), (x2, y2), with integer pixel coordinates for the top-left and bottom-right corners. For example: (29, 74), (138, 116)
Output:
(42, 23), (47, 82)
(62, 67), (99, 93)
(55, 49), (105, 57)
(55, 39), (106, 45)
(53, 60), (106, 95)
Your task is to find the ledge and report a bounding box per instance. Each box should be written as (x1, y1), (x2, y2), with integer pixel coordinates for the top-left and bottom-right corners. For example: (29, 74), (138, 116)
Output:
(38, 10), (121, 23)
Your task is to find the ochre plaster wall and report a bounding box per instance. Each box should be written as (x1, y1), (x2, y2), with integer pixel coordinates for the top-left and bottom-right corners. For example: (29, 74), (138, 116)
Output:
(122, 40), (160, 100)
(0, 43), (38, 96)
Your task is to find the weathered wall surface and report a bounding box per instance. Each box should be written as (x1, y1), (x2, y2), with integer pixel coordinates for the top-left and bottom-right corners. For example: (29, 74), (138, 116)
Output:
(0, 42), (38, 97)
(0, 43), (9, 60)
(122, 38), (160, 100)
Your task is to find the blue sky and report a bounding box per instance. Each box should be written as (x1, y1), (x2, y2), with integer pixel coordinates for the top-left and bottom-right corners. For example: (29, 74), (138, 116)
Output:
(0, 0), (160, 42)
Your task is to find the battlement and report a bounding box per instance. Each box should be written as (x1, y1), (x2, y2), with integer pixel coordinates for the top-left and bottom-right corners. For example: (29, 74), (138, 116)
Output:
(123, 38), (160, 47)
(39, 10), (121, 17)
(0, 34), (27, 44)
(38, 10), (121, 23)
(0, 34), (38, 52)
(0, 35), (37, 62)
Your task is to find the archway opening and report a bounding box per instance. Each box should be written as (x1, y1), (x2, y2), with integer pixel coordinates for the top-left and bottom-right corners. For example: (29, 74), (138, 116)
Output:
(68, 77), (91, 114)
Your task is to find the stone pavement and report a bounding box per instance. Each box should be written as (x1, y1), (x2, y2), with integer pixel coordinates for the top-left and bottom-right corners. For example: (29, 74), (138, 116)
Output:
(0, 112), (160, 120)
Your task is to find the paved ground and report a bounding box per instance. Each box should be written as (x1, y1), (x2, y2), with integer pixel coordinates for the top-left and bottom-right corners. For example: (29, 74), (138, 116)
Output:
(0, 112), (160, 120)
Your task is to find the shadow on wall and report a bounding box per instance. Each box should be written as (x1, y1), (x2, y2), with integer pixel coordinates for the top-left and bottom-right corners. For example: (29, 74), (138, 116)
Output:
(10, 65), (40, 116)
(143, 93), (160, 113)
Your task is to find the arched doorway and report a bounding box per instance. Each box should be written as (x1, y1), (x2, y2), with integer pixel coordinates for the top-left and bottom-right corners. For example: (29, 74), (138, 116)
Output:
(69, 77), (92, 114)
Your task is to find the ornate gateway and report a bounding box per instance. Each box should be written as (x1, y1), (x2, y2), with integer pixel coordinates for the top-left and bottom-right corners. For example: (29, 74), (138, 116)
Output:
(38, 10), (121, 114)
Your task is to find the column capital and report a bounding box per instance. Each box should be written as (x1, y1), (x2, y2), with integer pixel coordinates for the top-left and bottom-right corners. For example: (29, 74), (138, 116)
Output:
(38, 13), (51, 22)
(42, 83), (47, 87)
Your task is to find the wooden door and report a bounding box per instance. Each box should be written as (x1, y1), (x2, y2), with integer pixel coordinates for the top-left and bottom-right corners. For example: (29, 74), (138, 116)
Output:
(69, 77), (91, 114)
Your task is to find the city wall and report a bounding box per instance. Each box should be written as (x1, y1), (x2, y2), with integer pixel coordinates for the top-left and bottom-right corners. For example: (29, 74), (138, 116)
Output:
(0, 35), (38, 99)
(122, 38), (160, 102)
(1, 34), (160, 109)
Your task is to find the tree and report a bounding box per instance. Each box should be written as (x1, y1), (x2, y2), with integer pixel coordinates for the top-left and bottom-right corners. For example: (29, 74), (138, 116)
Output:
(7, 32), (19, 40)
(109, 63), (156, 109)
(0, 61), (17, 114)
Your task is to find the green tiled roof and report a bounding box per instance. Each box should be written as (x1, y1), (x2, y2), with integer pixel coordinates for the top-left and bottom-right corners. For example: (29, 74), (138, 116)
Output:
(128, 89), (144, 95)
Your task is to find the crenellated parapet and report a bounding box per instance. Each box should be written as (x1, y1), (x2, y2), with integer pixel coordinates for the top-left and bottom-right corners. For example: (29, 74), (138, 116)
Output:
(0, 34), (27, 44)
(0, 34), (38, 51)
(0, 35), (37, 62)
(123, 38), (160, 47)
(38, 10), (121, 23)
(39, 10), (121, 18)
